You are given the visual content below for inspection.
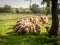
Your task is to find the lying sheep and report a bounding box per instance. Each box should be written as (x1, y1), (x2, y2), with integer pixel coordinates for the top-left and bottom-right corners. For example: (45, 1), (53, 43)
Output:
(24, 18), (30, 22)
(29, 24), (36, 32)
(13, 22), (41, 34)
(30, 17), (35, 23)
(40, 16), (48, 24)
(43, 16), (48, 24)
(13, 16), (43, 34)
(34, 17), (40, 23)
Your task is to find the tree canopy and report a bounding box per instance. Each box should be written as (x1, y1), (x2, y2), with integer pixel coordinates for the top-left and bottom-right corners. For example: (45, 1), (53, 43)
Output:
(30, 4), (40, 14)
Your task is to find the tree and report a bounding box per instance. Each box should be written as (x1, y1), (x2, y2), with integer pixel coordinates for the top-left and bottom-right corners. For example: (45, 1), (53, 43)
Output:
(4, 5), (11, 13)
(41, 0), (50, 15)
(49, 0), (59, 37)
(30, 4), (40, 14)
(58, 3), (60, 14)
(58, 8), (60, 14)
(0, 7), (4, 13)
(16, 8), (19, 13)
(42, 0), (59, 37)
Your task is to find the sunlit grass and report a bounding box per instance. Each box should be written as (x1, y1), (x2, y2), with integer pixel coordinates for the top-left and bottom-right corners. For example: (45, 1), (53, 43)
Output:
(0, 13), (60, 45)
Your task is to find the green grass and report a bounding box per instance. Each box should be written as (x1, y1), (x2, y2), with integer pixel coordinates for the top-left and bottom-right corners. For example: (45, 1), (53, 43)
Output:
(0, 13), (60, 45)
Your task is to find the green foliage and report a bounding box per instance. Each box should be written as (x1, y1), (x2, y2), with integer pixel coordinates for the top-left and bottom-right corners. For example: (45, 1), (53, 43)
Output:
(46, 7), (51, 15)
(0, 8), (4, 13)
(58, 3), (60, 14)
(58, 9), (60, 14)
(30, 4), (40, 14)
(0, 4), (50, 14)
(4, 5), (12, 13)
(41, 0), (51, 15)
(16, 9), (20, 13)
(0, 6), (32, 13)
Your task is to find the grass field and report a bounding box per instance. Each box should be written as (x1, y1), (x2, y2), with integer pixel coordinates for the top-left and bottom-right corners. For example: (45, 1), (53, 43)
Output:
(0, 13), (60, 45)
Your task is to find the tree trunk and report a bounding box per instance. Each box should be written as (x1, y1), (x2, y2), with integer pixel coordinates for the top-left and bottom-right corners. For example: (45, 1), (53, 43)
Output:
(48, 0), (59, 37)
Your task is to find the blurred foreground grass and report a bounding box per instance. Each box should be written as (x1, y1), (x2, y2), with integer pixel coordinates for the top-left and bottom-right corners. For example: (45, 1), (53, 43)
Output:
(0, 13), (60, 45)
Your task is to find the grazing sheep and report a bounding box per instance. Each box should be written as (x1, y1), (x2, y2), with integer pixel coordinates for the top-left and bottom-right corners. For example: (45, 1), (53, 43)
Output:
(43, 16), (48, 24)
(25, 26), (30, 33)
(30, 17), (35, 23)
(24, 18), (30, 22)
(40, 16), (48, 24)
(40, 16), (44, 20)
(38, 17), (41, 22)
(29, 24), (36, 32)
(13, 25), (21, 33)
(14, 16), (50, 34)
(13, 17), (40, 34)
(35, 17), (40, 23)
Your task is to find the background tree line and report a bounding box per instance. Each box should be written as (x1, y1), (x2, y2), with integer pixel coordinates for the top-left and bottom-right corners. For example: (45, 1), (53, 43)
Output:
(0, 3), (60, 14)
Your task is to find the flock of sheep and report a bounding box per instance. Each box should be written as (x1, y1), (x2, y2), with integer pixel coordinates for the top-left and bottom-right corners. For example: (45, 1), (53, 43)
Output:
(13, 16), (49, 34)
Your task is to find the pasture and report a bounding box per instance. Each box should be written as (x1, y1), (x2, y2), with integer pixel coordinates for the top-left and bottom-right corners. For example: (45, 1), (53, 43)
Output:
(0, 13), (60, 45)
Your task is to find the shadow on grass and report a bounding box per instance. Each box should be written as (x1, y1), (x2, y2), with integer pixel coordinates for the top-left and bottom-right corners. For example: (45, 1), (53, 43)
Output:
(0, 31), (59, 45)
